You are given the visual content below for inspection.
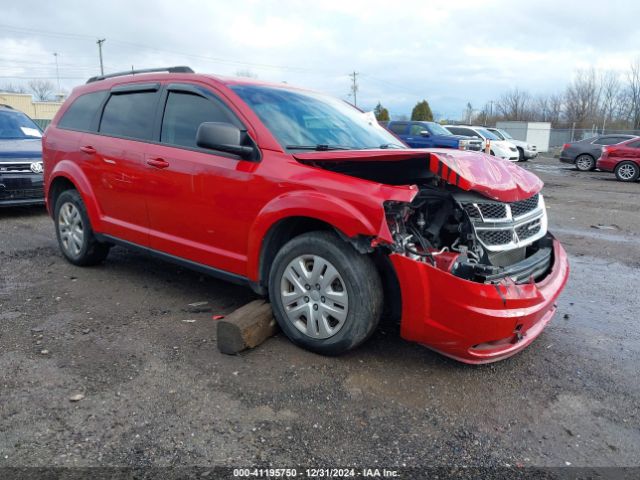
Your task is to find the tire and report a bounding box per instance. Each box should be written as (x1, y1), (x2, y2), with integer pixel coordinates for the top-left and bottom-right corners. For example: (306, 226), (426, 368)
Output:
(489, 150), (495, 156)
(517, 147), (526, 162)
(614, 161), (640, 182)
(54, 189), (110, 266)
(268, 231), (383, 355)
(575, 154), (595, 171)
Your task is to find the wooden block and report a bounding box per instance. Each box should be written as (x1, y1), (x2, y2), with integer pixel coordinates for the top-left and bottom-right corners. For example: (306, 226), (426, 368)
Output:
(217, 300), (278, 354)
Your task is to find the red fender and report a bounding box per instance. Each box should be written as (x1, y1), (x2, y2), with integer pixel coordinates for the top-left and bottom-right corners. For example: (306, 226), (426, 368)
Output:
(46, 160), (103, 232)
(246, 190), (391, 281)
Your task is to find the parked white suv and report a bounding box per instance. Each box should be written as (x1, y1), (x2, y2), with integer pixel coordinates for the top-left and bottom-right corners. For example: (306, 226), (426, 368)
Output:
(444, 125), (519, 162)
(486, 127), (537, 162)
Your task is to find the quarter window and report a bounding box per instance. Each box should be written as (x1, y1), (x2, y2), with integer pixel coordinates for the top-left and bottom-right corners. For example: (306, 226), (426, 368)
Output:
(628, 140), (640, 148)
(58, 91), (108, 132)
(99, 91), (159, 140)
(161, 91), (239, 148)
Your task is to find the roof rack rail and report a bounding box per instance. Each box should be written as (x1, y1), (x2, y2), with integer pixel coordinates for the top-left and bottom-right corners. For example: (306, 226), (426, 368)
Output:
(87, 66), (194, 84)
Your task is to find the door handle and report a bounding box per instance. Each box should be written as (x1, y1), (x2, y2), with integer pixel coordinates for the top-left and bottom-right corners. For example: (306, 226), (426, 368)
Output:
(80, 145), (96, 154)
(146, 157), (170, 169)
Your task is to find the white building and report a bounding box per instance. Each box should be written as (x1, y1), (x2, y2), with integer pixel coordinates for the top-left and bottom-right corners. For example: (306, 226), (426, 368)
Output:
(495, 121), (551, 153)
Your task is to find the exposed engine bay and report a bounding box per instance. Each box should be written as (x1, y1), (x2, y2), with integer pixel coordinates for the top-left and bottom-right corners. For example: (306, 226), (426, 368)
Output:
(304, 156), (553, 285)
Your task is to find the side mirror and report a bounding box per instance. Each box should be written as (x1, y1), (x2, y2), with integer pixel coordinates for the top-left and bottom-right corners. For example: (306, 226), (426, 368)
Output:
(419, 130), (430, 137)
(196, 122), (254, 159)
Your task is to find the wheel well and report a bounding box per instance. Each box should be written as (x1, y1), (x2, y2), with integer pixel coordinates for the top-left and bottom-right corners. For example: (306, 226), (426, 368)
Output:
(257, 216), (402, 323)
(258, 217), (333, 289)
(48, 177), (76, 217)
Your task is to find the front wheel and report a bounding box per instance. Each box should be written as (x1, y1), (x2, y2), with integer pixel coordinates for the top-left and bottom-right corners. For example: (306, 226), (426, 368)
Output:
(54, 190), (111, 266)
(614, 161), (640, 182)
(268, 231), (383, 355)
(517, 148), (527, 162)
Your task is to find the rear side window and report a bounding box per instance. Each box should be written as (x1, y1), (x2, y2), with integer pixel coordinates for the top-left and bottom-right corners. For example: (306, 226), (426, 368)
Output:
(447, 126), (476, 137)
(99, 91), (159, 140)
(161, 91), (239, 148)
(593, 136), (627, 145)
(388, 123), (407, 135)
(628, 140), (640, 148)
(58, 91), (107, 131)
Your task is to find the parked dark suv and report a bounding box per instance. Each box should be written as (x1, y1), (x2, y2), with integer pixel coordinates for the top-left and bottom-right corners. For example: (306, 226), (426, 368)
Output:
(0, 105), (44, 206)
(42, 67), (568, 364)
(559, 134), (638, 171)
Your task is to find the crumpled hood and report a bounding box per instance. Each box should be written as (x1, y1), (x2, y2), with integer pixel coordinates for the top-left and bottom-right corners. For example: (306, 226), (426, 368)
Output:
(0, 138), (42, 161)
(293, 148), (542, 202)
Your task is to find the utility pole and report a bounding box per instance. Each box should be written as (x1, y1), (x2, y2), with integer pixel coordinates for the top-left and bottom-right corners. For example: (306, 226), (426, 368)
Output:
(349, 71), (359, 107)
(53, 52), (60, 91)
(96, 38), (106, 76)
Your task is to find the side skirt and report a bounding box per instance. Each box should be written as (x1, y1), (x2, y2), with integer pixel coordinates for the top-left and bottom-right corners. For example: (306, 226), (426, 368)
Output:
(95, 233), (255, 289)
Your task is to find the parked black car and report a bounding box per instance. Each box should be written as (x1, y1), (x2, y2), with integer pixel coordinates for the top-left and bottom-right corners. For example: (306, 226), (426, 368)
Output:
(559, 134), (638, 171)
(0, 105), (44, 207)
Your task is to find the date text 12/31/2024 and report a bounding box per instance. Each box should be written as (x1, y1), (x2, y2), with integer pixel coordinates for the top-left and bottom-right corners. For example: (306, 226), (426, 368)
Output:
(233, 468), (400, 478)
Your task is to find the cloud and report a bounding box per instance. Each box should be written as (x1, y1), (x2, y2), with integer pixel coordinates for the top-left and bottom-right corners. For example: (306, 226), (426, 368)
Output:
(1, 0), (639, 118)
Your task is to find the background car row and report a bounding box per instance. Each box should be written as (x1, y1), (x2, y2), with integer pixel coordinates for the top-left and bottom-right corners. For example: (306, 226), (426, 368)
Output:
(559, 134), (640, 182)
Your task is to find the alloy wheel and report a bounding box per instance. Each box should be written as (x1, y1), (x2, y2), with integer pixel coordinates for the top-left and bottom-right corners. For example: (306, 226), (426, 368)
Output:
(575, 155), (594, 171)
(617, 163), (637, 181)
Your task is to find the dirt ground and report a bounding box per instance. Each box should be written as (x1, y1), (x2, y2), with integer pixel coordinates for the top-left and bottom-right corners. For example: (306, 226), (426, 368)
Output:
(1, 156), (639, 471)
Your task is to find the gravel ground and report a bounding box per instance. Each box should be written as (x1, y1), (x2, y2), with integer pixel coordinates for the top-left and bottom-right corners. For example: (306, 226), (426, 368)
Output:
(1, 156), (639, 473)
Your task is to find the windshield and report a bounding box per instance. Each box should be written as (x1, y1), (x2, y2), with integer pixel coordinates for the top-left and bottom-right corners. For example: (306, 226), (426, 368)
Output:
(497, 129), (513, 140)
(477, 128), (500, 140)
(426, 122), (452, 136)
(0, 110), (43, 139)
(230, 85), (404, 150)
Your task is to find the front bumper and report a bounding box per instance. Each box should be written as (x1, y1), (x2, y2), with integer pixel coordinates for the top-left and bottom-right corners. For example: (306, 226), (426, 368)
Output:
(389, 237), (569, 364)
(523, 149), (538, 159)
(0, 173), (45, 207)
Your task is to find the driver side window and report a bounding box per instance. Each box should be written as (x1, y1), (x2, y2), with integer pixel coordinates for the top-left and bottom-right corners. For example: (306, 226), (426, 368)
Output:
(161, 91), (239, 148)
(410, 124), (425, 136)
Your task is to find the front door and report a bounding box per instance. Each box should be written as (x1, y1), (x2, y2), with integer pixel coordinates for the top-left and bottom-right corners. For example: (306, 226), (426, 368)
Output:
(144, 84), (257, 276)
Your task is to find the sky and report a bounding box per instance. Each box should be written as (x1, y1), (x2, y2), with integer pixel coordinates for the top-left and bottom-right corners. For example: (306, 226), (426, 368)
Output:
(1, 0), (640, 120)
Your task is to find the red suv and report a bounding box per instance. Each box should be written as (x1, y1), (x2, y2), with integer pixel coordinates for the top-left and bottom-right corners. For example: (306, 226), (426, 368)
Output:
(42, 67), (569, 363)
(597, 137), (640, 182)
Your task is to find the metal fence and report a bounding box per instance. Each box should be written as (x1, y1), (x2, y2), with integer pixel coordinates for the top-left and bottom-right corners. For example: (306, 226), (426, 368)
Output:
(549, 128), (640, 148)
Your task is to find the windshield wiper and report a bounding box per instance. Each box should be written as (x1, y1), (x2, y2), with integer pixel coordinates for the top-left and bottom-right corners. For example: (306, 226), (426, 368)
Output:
(286, 144), (353, 151)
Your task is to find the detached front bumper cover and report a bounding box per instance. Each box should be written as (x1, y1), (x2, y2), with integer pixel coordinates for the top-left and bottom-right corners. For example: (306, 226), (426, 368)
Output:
(390, 236), (569, 364)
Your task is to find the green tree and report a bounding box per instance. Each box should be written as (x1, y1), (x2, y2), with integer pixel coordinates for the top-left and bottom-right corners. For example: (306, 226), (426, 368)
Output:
(373, 102), (390, 121)
(411, 100), (434, 121)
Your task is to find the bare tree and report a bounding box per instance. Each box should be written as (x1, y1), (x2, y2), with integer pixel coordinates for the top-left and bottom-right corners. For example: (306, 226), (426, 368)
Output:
(28, 80), (55, 101)
(563, 68), (601, 128)
(0, 83), (27, 94)
(627, 58), (640, 130)
(496, 88), (531, 121)
(599, 71), (622, 130)
(547, 94), (564, 126)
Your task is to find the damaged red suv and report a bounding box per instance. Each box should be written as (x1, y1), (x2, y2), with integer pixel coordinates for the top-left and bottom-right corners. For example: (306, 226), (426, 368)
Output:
(42, 67), (569, 364)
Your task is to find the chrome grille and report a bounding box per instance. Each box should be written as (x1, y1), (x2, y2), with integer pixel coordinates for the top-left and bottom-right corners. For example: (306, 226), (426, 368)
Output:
(459, 193), (547, 252)
(478, 229), (513, 245)
(515, 218), (542, 241)
(0, 162), (34, 172)
(477, 203), (507, 219)
(511, 194), (539, 218)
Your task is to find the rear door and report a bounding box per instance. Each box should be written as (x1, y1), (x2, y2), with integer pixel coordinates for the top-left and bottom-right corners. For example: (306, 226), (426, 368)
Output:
(143, 83), (257, 276)
(84, 83), (161, 245)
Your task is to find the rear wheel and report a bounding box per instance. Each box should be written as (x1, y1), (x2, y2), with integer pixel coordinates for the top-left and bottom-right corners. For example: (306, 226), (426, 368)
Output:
(575, 154), (595, 171)
(268, 231), (382, 355)
(54, 190), (110, 266)
(614, 161), (640, 182)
